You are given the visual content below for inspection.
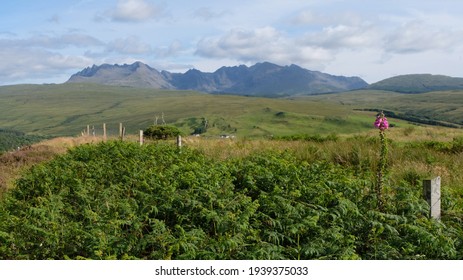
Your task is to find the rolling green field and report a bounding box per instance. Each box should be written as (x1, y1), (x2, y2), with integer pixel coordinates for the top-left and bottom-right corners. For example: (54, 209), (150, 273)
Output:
(2, 83), (463, 140)
(0, 83), (402, 138)
(305, 89), (463, 127)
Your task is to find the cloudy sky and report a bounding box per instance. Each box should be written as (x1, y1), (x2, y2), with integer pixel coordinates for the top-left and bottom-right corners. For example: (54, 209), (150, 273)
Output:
(1, 0), (463, 85)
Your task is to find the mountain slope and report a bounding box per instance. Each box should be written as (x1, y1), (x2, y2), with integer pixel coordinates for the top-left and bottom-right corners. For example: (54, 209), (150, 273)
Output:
(67, 61), (368, 96)
(368, 74), (463, 93)
(67, 61), (174, 89)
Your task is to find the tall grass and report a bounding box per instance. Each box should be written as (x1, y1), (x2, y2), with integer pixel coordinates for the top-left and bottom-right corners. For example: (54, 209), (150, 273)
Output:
(185, 127), (463, 213)
(2, 125), (462, 214)
(1, 133), (462, 259)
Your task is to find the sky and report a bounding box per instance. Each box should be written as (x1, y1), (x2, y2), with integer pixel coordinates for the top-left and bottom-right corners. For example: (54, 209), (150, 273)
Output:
(1, 0), (463, 85)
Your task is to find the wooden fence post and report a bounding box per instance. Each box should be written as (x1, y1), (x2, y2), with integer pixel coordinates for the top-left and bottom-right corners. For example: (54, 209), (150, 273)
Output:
(177, 135), (182, 148)
(121, 126), (126, 141)
(119, 123), (123, 139)
(423, 176), (441, 220)
(139, 130), (144, 146)
(86, 125), (90, 136)
(103, 123), (107, 141)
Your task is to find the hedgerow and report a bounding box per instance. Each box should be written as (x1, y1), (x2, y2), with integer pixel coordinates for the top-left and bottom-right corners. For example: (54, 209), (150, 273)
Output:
(0, 141), (461, 259)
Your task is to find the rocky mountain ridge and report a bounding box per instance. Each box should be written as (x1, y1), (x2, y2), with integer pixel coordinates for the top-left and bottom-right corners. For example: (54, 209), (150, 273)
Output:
(67, 61), (368, 96)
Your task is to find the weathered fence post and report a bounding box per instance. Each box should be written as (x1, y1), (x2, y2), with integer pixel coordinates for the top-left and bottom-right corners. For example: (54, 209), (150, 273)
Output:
(103, 123), (107, 141)
(139, 130), (144, 146)
(423, 176), (441, 220)
(119, 123), (123, 139)
(177, 135), (182, 148)
(121, 126), (126, 141)
(86, 125), (90, 136)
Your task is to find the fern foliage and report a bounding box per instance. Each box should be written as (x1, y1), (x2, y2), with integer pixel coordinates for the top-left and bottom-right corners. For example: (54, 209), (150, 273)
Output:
(0, 141), (461, 259)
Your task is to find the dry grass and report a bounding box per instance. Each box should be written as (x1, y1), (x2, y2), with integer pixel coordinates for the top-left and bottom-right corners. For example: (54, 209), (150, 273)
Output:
(2, 126), (463, 199)
(0, 136), (105, 194)
(183, 128), (463, 193)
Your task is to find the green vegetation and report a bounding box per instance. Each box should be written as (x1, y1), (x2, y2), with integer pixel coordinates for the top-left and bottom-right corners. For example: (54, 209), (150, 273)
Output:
(0, 137), (98, 194)
(1, 82), (463, 260)
(0, 128), (47, 153)
(2, 83), (463, 139)
(1, 138), (462, 260)
(0, 83), (388, 138)
(144, 125), (181, 139)
(368, 74), (463, 93)
(306, 89), (463, 127)
(272, 133), (338, 142)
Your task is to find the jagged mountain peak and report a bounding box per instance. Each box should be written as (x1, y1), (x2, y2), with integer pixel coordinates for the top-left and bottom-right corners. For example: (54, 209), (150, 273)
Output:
(67, 61), (368, 96)
(67, 61), (172, 89)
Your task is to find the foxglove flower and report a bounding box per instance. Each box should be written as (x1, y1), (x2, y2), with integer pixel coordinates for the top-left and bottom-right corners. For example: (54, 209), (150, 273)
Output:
(374, 111), (388, 211)
(374, 114), (389, 130)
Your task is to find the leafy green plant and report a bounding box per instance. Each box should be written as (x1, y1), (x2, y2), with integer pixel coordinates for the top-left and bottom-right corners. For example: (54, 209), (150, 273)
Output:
(144, 125), (181, 140)
(0, 141), (462, 260)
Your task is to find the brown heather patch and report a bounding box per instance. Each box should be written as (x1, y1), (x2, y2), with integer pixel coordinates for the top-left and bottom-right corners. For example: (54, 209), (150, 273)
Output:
(0, 136), (104, 194)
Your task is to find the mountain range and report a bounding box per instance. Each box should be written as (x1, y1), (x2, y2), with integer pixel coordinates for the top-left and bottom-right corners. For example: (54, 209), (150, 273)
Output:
(66, 61), (368, 96)
(67, 61), (463, 96)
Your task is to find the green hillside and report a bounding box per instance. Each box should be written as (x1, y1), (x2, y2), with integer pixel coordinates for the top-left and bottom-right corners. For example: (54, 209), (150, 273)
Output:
(2, 83), (462, 139)
(0, 83), (378, 138)
(368, 74), (463, 93)
(306, 89), (463, 127)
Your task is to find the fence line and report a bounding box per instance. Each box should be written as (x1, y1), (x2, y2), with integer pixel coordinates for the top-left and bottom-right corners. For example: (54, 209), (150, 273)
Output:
(81, 123), (182, 148)
(81, 123), (443, 219)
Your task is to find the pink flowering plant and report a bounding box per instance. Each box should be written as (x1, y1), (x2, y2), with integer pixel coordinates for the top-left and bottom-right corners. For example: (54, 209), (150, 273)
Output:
(374, 111), (388, 211)
(374, 113), (389, 130)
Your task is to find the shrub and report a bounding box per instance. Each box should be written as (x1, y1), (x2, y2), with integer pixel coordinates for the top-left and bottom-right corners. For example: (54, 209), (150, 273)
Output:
(0, 129), (47, 152)
(144, 125), (180, 140)
(0, 141), (461, 260)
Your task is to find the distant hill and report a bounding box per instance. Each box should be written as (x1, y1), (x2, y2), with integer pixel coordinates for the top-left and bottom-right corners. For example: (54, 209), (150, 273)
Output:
(368, 74), (463, 93)
(67, 61), (368, 96)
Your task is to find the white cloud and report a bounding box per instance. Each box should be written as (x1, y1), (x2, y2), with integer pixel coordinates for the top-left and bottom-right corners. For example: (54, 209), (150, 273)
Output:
(193, 7), (227, 21)
(0, 48), (92, 84)
(196, 26), (354, 71)
(110, 0), (166, 22)
(0, 33), (103, 84)
(154, 40), (184, 58)
(106, 36), (152, 54)
(0, 34), (103, 50)
(289, 9), (365, 27)
(301, 23), (380, 50)
(290, 10), (319, 25)
(384, 20), (463, 54)
(3, 0), (463, 85)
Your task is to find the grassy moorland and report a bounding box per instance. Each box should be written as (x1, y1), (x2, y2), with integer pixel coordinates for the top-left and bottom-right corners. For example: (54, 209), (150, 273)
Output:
(0, 125), (462, 259)
(306, 89), (463, 127)
(2, 84), (462, 140)
(0, 83), (400, 138)
(1, 83), (463, 259)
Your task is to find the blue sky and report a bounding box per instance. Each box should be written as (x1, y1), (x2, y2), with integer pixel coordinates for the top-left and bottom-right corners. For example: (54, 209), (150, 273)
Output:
(1, 0), (463, 85)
